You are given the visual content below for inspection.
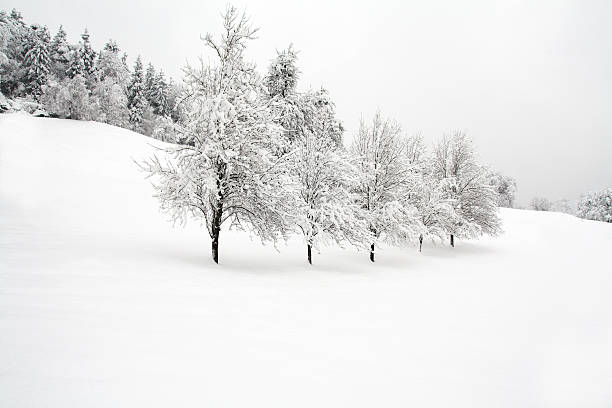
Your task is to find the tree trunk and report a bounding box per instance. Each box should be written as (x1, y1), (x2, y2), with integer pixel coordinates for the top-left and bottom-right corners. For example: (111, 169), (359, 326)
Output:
(370, 243), (375, 262)
(450, 234), (454, 247)
(307, 244), (312, 265)
(212, 228), (220, 264)
(211, 208), (222, 264)
(211, 162), (226, 264)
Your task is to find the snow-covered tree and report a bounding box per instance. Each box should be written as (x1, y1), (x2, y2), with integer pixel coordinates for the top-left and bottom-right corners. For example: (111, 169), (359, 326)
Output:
(141, 6), (293, 264)
(127, 56), (149, 129)
(289, 91), (369, 264)
(144, 62), (156, 102)
(96, 40), (128, 84)
(87, 41), (129, 125)
(66, 49), (84, 79)
(401, 133), (456, 243)
(42, 74), (91, 119)
(264, 46), (305, 145)
(576, 188), (612, 223)
(23, 26), (50, 97)
(431, 131), (501, 246)
(150, 70), (168, 116)
(79, 28), (96, 76)
(488, 171), (517, 208)
(49, 25), (70, 79)
(92, 79), (128, 126)
(351, 112), (423, 262)
(265, 44), (299, 98)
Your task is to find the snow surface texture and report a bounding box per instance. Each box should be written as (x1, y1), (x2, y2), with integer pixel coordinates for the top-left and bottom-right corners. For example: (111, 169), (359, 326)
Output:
(1, 113), (611, 407)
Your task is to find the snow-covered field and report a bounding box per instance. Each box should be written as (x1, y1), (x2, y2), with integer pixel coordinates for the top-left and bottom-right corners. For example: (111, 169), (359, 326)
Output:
(1, 113), (611, 408)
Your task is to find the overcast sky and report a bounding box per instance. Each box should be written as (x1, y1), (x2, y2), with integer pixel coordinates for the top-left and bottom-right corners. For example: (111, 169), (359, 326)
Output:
(4, 0), (612, 205)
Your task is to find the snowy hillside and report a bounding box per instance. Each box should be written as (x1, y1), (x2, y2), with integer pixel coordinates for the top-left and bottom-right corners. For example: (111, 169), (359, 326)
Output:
(1, 113), (611, 408)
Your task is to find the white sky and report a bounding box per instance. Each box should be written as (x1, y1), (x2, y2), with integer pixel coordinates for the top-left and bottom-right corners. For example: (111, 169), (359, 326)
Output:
(4, 0), (612, 205)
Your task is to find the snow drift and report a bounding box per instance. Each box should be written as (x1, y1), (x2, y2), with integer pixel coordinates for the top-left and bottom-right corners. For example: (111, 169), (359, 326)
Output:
(1, 113), (611, 408)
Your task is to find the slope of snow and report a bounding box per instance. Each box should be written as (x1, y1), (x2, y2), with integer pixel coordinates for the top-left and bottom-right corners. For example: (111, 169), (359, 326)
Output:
(1, 113), (611, 408)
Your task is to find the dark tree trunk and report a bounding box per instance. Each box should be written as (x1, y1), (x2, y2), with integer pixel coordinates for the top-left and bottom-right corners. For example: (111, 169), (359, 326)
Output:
(370, 243), (375, 262)
(307, 244), (312, 265)
(211, 162), (226, 264)
(211, 208), (222, 264)
(450, 234), (454, 247)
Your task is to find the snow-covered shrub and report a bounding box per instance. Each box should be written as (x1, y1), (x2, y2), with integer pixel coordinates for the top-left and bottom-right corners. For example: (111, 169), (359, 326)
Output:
(551, 198), (574, 215)
(530, 197), (551, 211)
(41, 74), (92, 120)
(576, 188), (612, 223)
(488, 171), (517, 208)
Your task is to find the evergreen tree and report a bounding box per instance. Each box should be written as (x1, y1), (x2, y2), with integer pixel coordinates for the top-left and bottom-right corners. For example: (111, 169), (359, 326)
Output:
(0, 9), (30, 96)
(79, 28), (96, 76)
(66, 50), (84, 79)
(23, 27), (50, 97)
(144, 62), (156, 104)
(151, 70), (168, 116)
(127, 56), (148, 127)
(103, 39), (119, 53)
(49, 25), (70, 79)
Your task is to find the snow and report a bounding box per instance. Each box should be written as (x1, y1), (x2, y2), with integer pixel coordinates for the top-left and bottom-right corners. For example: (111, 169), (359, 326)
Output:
(1, 113), (611, 407)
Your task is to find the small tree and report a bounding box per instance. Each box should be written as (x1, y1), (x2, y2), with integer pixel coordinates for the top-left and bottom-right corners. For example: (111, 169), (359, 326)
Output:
(141, 6), (293, 264)
(488, 171), (517, 208)
(431, 131), (501, 246)
(42, 74), (91, 119)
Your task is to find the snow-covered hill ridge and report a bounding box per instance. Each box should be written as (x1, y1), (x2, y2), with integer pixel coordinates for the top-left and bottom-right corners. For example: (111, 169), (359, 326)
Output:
(1, 113), (611, 408)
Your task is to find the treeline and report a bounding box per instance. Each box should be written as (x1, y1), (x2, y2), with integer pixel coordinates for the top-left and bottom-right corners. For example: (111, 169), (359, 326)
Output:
(0, 8), (179, 136)
(529, 190), (611, 224)
(139, 7), (509, 265)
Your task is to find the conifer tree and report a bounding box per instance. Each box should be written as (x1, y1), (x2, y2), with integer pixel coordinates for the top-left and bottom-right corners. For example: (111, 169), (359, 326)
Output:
(127, 56), (148, 127)
(144, 62), (156, 104)
(49, 25), (70, 79)
(151, 70), (168, 116)
(79, 28), (96, 76)
(66, 50), (84, 79)
(23, 27), (50, 97)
